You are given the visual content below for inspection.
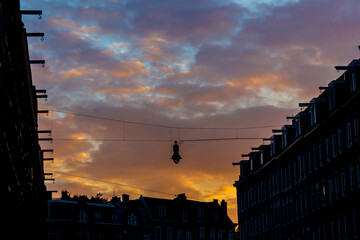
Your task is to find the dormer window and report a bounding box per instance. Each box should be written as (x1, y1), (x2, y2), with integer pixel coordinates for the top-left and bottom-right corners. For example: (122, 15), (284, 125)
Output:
(295, 119), (301, 137)
(158, 206), (166, 217)
(310, 106), (316, 126)
(351, 71), (357, 92)
(182, 210), (188, 222)
(197, 207), (204, 218)
(282, 132), (287, 148)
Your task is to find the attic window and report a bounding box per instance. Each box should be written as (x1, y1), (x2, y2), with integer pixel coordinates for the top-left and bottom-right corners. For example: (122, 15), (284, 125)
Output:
(158, 206), (166, 217)
(197, 207), (204, 218)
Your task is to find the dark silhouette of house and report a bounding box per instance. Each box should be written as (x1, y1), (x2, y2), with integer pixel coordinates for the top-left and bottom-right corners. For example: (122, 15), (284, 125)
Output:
(0, 1), (49, 239)
(234, 52), (360, 239)
(47, 193), (236, 240)
(140, 193), (235, 240)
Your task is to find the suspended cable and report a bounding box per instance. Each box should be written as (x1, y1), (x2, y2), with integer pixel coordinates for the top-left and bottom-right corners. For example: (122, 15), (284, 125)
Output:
(52, 137), (265, 143)
(51, 170), (177, 197)
(39, 107), (281, 131)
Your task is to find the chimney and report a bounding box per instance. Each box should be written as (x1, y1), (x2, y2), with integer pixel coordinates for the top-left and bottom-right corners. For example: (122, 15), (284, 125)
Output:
(221, 200), (227, 215)
(122, 194), (129, 202)
(175, 193), (187, 201)
(213, 199), (218, 204)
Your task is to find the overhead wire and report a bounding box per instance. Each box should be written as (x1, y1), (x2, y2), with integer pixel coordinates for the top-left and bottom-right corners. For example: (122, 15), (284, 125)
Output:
(52, 137), (265, 143)
(42, 107), (268, 198)
(51, 170), (177, 197)
(39, 107), (281, 131)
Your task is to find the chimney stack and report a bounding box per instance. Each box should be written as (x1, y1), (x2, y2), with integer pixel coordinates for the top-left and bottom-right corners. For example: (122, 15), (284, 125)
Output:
(221, 199), (227, 215)
(175, 193), (187, 201)
(122, 194), (129, 202)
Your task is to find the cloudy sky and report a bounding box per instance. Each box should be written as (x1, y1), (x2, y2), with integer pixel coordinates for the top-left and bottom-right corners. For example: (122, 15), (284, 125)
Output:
(21, 0), (360, 221)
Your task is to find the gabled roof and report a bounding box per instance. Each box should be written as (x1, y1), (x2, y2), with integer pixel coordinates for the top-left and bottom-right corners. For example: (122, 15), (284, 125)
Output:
(140, 194), (235, 226)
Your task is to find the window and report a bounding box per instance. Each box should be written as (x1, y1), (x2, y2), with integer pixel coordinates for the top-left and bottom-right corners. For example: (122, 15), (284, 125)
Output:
(95, 212), (101, 220)
(78, 209), (88, 222)
(217, 229), (223, 240)
(76, 227), (89, 240)
(357, 162), (360, 189)
(315, 183), (320, 210)
(308, 150), (313, 174)
(338, 129), (343, 154)
(328, 178), (334, 204)
(321, 182), (327, 207)
(156, 227), (162, 240)
(310, 107), (315, 126)
(351, 71), (357, 92)
(353, 211), (359, 238)
(144, 232), (151, 240)
(350, 166), (356, 192)
(186, 231), (192, 240)
(269, 176), (272, 197)
(177, 231), (183, 240)
(354, 118), (359, 142)
(215, 210), (219, 221)
(210, 228), (216, 240)
(326, 138), (332, 162)
(128, 213), (138, 226)
(303, 155), (307, 179)
(182, 210), (188, 222)
(318, 143), (323, 167)
(340, 171), (347, 196)
(280, 169), (284, 191)
(288, 165), (291, 188)
(295, 119), (301, 137)
(167, 227), (173, 240)
(283, 168), (288, 190)
(272, 173), (276, 194)
(298, 155), (303, 180)
(300, 192), (304, 218)
(347, 122), (353, 148)
(334, 175), (340, 201)
(197, 207), (204, 218)
(158, 206), (166, 217)
(332, 134), (338, 158)
(282, 132), (287, 148)
(228, 230), (234, 240)
(200, 228), (205, 240)
(293, 160), (297, 184)
(48, 227), (59, 240)
(97, 232), (105, 240)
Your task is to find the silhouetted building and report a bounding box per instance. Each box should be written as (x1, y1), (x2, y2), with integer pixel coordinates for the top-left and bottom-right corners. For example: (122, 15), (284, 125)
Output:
(141, 194), (235, 240)
(0, 1), (48, 238)
(234, 54), (360, 239)
(47, 198), (125, 240)
(47, 193), (236, 240)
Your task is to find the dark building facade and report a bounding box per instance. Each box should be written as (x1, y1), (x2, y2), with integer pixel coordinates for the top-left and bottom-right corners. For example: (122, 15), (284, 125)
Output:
(141, 194), (235, 240)
(0, 0), (48, 238)
(47, 193), (235, 240)
(234, 54), (360, 239)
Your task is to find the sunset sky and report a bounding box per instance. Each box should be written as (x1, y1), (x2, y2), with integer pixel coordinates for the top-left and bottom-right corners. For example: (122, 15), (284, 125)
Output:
(21, 0), (360, 222)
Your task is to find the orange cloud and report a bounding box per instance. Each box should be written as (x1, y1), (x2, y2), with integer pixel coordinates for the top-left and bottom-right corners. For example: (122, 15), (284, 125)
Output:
(227, 73), (291, 90)
(104, 61), (149, 78)
(99, 86), (151, 94)
(59, 67), (100, 79)
(139, 37), (168, 45)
